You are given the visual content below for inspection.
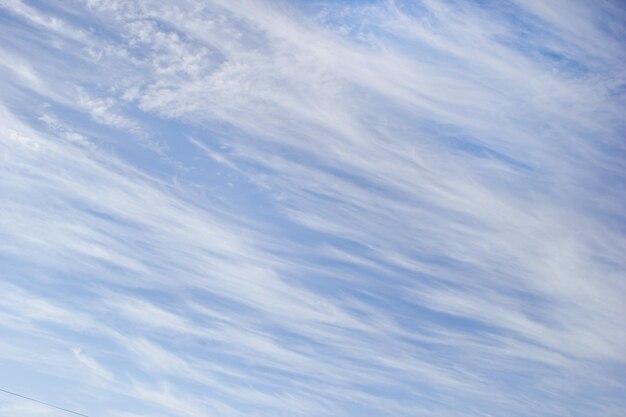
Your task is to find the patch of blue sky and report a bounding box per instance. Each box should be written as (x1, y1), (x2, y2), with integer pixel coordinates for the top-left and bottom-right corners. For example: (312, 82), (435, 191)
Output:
(441, 135), (533, 171)
(497, 36), (590, 76)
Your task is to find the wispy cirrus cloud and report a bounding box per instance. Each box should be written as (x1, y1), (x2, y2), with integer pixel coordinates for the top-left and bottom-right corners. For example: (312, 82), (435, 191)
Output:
(1, 1), (625, 416)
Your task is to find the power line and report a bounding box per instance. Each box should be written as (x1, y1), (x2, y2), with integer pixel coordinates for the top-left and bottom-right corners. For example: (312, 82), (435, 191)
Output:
(0, 387), (91, 417)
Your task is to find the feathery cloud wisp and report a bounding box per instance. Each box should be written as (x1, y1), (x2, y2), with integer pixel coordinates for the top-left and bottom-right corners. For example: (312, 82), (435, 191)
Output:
(1, 1), (625, 416)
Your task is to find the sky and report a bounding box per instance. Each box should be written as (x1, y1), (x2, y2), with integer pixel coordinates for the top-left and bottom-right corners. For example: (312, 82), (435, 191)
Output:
(0, 0), (625, 416)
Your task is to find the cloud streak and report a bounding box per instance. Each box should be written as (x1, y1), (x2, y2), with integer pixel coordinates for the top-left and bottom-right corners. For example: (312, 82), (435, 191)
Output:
(1, 1), (625, 416)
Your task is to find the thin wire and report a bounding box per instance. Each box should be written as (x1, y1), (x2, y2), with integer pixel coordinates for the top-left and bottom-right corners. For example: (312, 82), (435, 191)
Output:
(0, 387), (91, 417)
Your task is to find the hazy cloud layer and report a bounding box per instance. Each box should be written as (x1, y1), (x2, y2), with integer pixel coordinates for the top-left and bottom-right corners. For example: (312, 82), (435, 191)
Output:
(1, 1), (625, 416)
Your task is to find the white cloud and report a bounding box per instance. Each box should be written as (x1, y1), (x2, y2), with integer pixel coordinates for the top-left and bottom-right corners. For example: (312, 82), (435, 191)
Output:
(72, 347), (114, 381)
(1, 1), (625, 416)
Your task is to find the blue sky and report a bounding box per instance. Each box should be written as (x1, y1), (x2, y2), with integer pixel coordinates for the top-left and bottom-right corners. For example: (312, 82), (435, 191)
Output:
(1, 1), (625, 416)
